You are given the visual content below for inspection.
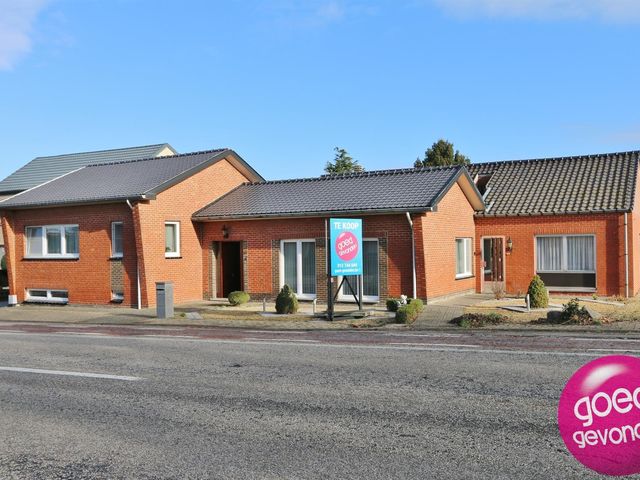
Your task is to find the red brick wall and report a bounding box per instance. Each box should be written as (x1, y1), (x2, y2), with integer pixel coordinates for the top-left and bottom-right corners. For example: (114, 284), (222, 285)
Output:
(200, 214), (419, 301)
(421, 181), (477, 300)
(135, 158), (249, 306)
(475, 213), (625, 296)
(2, 204), (137, 305)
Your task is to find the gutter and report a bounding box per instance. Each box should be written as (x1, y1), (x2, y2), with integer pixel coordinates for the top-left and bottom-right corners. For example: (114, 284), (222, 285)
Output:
(127, 199), (142, 310)
(406, 212), (417, 300)
(625, 212), (630, 298)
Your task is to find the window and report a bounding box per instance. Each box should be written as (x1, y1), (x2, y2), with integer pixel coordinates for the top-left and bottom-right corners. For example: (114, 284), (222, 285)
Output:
(165, 222), (180, 257)
(536, 235), (595, 273)
(26, 289), (69, 304)
(281, 240), (316, 299)
(536, 235), (596, 291)
(339, 239), (380, 302)
(25, 225), (79, 258)
(111, 222), (123, 258)
(456, 238), (473, 278)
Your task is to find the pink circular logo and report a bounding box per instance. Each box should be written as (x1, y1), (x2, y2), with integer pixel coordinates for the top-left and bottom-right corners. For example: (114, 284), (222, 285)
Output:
(335, 231), (359, 262)
(558, 355), (640, 476)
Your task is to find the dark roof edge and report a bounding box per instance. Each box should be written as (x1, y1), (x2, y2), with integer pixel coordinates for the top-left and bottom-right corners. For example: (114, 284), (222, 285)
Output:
(193, 207), (434, 222)
(0, 195), (150, 211)
(0, 167), (87, 208)
(143, 150), (263, 197)
(428, 167), (485, 212)
(475, 208), (632, 218)
(33, 143), (175, 162)
(472, 149), (640, 169)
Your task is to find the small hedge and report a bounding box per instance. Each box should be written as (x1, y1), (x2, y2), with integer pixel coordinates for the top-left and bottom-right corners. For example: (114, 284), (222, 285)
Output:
(228, 291), (250, 306)
(395, 299), (424, 324)
(527, 275), (549, 309)
(451, 313), (507, 328)
(386, 298), (401, 312)
(559, 299), (594, 325)
(275, 285), (299, 314)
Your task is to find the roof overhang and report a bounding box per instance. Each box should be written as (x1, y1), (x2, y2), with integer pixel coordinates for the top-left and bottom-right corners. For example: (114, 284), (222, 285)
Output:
(193, 207), (433, 222)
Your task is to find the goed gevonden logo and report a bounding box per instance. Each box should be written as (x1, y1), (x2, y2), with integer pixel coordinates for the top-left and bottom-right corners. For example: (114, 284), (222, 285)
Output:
(558, 355), (640, 476)
(335, 231), (359, 262)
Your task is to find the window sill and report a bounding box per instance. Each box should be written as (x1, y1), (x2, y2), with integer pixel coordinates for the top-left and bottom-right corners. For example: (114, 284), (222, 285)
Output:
(23, 256), (79, 261)
(455, 274), (474, 280)
(165, 255), (182, 259)
(110, 256), (124, 261)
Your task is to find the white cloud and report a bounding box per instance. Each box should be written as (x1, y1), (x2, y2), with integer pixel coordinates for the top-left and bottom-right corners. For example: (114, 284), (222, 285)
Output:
(431, 0), (640, 22)
(0, 0), (50, 70)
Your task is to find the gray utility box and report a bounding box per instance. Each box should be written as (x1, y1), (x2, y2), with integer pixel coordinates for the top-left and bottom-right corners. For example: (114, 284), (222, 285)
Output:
(156, 281), (174, 319)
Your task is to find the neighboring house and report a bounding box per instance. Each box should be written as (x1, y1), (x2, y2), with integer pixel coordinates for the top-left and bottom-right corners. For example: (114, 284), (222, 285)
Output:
(468, 151), (640, 298)
(192, 166), (485, 303)
(0, 149), (264, 307)
(0, 143), (177, 267)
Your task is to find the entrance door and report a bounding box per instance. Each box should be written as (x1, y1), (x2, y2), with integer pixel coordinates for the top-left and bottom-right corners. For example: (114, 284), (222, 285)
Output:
(219, 242), (242, 298)
(482, 237), (504, 293)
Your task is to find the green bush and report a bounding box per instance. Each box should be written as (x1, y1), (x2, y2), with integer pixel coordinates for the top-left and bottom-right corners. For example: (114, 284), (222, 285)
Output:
(395, 298), (424, 324)
(560, 299), (593, 325)
(386, 298), (401, 312)
(527, 275), (549, 309)
(275, 285), (299, 314)
(228, 291), (250, 306)
(451, 313), (507, 328)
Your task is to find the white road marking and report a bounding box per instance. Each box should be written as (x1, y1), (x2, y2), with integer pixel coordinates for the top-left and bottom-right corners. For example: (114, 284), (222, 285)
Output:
(244, 337), (319, 343)
(586, 348), (640, 353)
(0, 366), (141, 381)
(389, 342), (481, 348)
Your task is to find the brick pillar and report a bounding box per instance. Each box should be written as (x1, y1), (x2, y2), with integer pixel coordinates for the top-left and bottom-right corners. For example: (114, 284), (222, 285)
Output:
(1, 213), (17, 300)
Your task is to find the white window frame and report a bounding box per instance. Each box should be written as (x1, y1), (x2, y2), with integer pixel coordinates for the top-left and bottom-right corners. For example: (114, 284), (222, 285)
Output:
(535, 234), (596, 274)
(111, 222), (124, 258)
(165, 222), (181, 258)
(25, 288), (69, 304)
(337, 238), (380, 303)
(455, 237), (473, 279)
(279, 239), (317, 300)
(24, 224), (79, 259)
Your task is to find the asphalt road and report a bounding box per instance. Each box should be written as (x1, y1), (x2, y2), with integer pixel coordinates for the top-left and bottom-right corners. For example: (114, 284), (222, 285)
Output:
(0, 325), (636, 479)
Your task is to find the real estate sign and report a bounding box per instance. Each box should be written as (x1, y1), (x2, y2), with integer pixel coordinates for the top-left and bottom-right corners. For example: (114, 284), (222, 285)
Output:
(330, 218), (363, 276)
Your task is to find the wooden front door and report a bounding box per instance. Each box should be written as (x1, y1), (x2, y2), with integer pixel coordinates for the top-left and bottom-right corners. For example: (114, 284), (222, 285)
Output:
(482, 237), (504, 292)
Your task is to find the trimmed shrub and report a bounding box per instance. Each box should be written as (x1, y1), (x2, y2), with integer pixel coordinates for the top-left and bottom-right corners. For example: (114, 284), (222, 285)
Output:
(451, 313), (507, 328)
(527, 275), (549, 309)
(395, 298), (424, 324)
(275, 285), (299, 314)
(228, 291), (250, 306)
(386, 298), (401, 312)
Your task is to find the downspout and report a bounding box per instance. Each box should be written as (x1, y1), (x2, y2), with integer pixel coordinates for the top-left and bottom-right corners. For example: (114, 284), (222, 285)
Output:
(625, 212), (629, 298)
(126, 200), (142, 310)
(406, 212), (417, 300)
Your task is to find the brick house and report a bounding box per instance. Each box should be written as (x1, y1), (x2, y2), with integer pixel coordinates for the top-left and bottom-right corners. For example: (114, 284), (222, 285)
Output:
(192, 166), (485, 303)
(0, 149), (263, 307)
(0, 144), (176, 298)
(468, 151), (640, 297)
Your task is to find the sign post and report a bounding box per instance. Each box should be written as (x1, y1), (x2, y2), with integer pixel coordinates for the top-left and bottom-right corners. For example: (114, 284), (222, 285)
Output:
(327, 218), (363, 320)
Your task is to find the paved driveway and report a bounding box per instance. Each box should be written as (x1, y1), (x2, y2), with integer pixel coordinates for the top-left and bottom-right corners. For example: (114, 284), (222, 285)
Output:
(414, 294), (492, 329)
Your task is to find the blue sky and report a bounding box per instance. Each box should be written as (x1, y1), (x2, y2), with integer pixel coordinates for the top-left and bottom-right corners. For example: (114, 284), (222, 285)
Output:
(1, 0), (639, 181)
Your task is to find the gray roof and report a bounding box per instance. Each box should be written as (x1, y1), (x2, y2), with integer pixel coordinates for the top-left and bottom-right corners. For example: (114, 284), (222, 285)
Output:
(0, 143), (176, 194)
(193, 166), (482, 220)
(0, 149), (263, 209)
(468, 150), (640, 216)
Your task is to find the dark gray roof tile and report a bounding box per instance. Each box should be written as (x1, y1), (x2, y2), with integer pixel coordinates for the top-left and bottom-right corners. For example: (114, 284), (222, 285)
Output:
(0, 149), (231, 209)
(0, 143), (176, 194)
(193, 166), (472, 219)
(468, 151), (639, 216)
